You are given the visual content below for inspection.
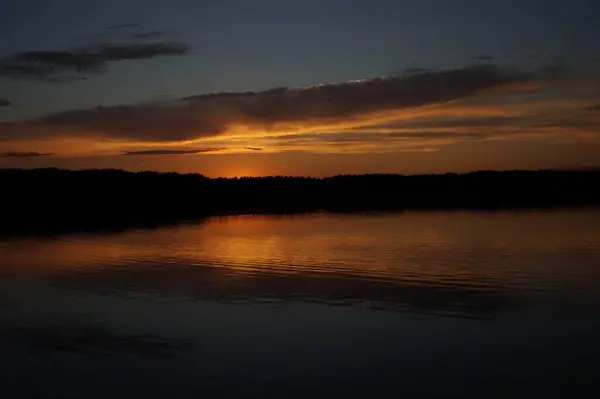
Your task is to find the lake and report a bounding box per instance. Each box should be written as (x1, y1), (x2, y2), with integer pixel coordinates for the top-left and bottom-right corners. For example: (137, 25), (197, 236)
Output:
(1, 209), (600, 398)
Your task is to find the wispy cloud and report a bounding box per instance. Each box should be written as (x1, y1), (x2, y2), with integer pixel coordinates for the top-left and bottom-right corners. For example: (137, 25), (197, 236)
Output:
(403, 67), (430, 74)
(0, 98), (10, 107)
(133, 30), (164, 40)
(251, 130), (497, 154)
(0, 41), (189, 82)
(1, 63), (599, 157)
(472, 55), (495, 61)
(123, 148), (225, 156)
(107, 23), (140, 30)
(1, 151), (53, 158)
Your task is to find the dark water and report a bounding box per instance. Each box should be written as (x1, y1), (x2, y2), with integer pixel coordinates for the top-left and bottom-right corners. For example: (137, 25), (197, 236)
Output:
(1, 209), (600, 398)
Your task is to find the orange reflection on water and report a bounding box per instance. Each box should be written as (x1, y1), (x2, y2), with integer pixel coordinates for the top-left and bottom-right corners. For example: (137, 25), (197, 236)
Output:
(2, 209), (600, 293)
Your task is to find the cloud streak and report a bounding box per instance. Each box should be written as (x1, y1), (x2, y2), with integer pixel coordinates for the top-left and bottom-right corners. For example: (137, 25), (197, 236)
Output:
(472, 55), (494, 61)
(0, 64), (531, 142)
(123, 148), (225, 156)
(0, 98), (10, 107)
(404, 67), (430, 74)
(1, 151), (54, 158)
(133, 31), (165, 40)
(107, 23), (140, 30)
(0, 41), (189, 81)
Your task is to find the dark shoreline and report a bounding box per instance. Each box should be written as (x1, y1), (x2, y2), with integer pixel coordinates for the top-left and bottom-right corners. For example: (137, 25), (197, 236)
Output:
(1, 168), (599, 236)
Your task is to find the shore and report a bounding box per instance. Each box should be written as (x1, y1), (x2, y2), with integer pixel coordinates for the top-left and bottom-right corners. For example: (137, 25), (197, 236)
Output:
(1, 168), (599, 235)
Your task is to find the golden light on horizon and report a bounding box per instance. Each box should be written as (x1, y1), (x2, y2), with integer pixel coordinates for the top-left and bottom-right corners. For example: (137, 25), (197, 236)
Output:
(218, 164), (269, 178)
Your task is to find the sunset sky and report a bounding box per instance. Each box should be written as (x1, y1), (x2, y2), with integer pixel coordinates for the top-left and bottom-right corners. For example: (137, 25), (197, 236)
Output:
(1, 0), (600, 177)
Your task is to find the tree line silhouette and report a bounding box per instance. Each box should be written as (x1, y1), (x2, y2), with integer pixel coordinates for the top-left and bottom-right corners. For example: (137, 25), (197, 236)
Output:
(1, 168), (599, 234)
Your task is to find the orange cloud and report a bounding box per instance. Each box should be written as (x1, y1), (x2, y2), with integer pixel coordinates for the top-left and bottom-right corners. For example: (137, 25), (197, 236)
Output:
(1, 64), (600, 157)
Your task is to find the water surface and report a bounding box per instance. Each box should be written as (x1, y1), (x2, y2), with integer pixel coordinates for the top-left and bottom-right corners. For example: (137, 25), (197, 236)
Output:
(1, 209), (600, 398)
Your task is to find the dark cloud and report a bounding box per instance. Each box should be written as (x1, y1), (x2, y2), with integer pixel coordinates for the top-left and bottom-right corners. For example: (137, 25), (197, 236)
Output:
(244, 147), (263, 151)
(239, 65), (529, 123)
(361, 115), (530, 130)
(0, 64), (535, 143)
(181, 91), (259, 102)
(0, 42), (189, 81)
(133, 31), (165, 40)
(124, 148), (225, 156)
(538, 58), (571, 80)
(1, 151), (54, 158)
(29, 103), (226, 142)
(107, 23), (140, 30)
(403, 67), (430, 74)
(91, 42), (188, 60)
(267, 131), (491, 146)
(0, 98), (10, 107)
(472, 55), (494, 61)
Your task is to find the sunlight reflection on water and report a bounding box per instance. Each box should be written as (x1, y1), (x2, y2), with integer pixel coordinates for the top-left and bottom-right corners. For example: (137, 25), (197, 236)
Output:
(1, 209), (600, 398)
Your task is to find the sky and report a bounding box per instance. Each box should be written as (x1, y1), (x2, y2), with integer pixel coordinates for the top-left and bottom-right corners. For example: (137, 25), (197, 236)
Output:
(1, 0), (600, 177)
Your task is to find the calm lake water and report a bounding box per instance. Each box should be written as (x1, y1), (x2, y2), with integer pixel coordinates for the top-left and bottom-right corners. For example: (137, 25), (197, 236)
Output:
(1, 209), (600, 398)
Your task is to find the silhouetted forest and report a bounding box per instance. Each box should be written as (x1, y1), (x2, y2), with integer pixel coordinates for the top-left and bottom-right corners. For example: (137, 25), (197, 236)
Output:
(1, 168), (599, 234)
